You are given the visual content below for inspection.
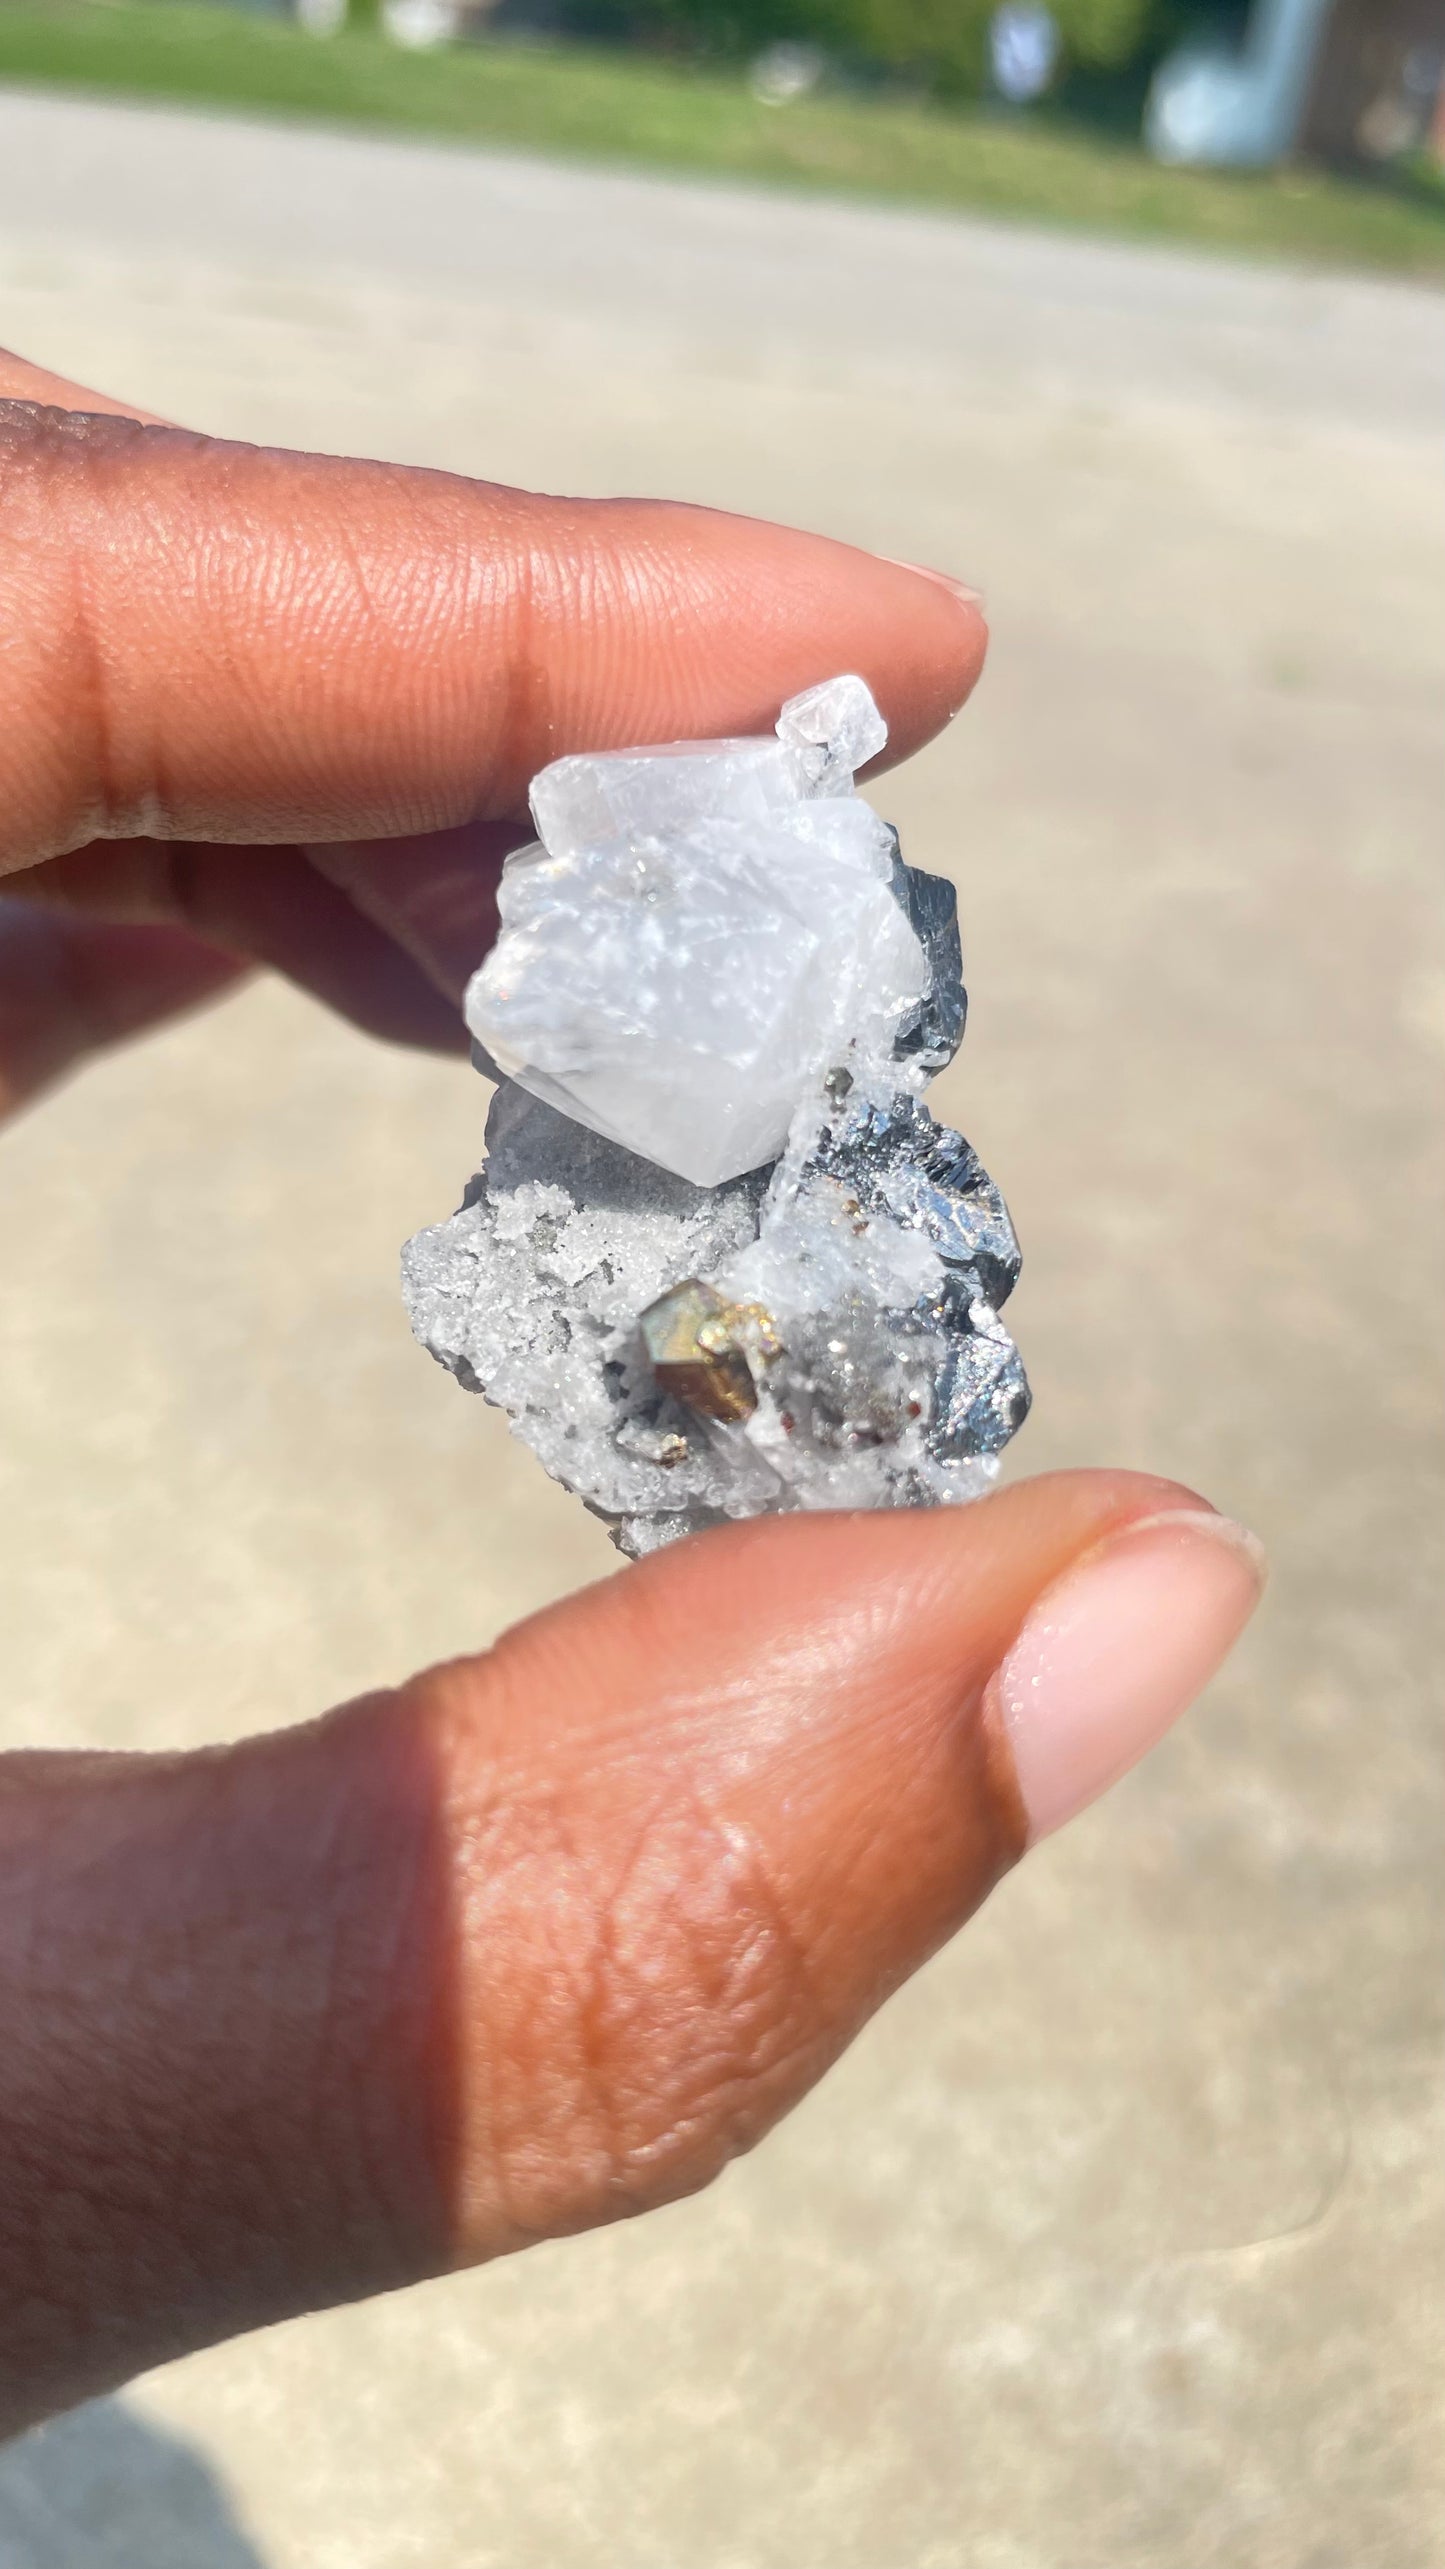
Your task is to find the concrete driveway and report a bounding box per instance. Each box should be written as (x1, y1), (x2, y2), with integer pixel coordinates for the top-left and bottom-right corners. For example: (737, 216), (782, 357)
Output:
(0, 87), (1442, 2569)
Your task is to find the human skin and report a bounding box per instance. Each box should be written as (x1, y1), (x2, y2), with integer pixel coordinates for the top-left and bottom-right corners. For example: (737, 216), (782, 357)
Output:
(0, 354), (1264, 2437)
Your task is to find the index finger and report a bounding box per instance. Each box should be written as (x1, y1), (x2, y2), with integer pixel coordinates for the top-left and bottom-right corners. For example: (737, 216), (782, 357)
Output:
(0, 360), (986, 874)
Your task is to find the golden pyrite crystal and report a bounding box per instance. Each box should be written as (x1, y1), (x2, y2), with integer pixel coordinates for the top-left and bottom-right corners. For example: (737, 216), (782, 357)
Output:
(639, 1279), (781, 1423)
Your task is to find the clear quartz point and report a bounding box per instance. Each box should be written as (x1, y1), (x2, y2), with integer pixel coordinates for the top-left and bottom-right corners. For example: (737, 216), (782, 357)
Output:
(775, 672), (888, 794)
(409, 675), (1029, 1555)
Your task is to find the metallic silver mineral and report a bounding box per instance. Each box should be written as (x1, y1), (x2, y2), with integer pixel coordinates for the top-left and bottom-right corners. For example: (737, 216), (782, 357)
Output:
(402, 676), (1029, 1557)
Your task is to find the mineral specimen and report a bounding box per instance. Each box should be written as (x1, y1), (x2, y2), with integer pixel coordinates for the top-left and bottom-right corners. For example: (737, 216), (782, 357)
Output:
(403, 675), (1029, 1556)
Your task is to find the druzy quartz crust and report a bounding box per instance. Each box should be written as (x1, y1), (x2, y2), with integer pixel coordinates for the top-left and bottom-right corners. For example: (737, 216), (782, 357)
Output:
(402, 677), (1029, 1557)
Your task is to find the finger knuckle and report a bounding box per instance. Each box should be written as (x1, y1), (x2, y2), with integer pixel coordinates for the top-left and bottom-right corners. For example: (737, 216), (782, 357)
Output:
(468, 1783), (824, 2240)
(0, 403), (150, 858)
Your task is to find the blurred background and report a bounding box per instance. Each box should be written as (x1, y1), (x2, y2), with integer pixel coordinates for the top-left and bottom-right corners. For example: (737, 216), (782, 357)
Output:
(0, 1), (1442, 2563)
(2, 0), (1445, 261)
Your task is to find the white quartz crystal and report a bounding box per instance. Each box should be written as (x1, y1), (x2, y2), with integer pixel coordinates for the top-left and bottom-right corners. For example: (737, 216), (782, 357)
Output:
(529, 734), (805, 857)
(465, 678), (925, 1189)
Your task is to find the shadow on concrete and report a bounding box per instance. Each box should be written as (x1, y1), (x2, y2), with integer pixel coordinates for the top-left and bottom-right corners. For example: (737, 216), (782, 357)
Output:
(0, 2398), (265, 2568)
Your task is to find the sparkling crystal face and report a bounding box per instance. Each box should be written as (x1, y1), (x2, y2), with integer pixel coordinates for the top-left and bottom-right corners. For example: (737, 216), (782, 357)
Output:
(403, 1062), (1029, 1558)
(465, 680), (927, 1188)
(530, 736), (806, 858)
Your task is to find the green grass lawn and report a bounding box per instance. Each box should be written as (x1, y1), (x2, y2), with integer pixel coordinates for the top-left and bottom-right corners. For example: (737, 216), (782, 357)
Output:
(3, 0), (1444, 278)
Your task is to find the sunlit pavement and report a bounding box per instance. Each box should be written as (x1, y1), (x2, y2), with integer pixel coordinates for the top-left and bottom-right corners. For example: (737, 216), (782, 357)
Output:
(1, 85), (1442, 2569)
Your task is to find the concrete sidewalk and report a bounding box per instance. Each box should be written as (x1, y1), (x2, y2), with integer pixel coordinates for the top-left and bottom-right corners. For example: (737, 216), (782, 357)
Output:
(1, 87), (1442, 2569)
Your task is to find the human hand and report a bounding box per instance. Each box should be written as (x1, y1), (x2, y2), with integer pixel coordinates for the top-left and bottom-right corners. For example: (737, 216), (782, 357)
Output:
(0, 357), (1264, 2436)
(0, 349), (980, 1103)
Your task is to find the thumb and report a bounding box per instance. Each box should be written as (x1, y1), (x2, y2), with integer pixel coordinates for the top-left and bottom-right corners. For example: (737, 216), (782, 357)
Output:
(0, 1472), (1262, 2431)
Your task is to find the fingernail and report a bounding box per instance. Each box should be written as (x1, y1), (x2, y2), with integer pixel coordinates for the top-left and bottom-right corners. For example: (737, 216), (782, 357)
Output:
(880, 559), (985, 609)
(987, 1510), (1266, 1844)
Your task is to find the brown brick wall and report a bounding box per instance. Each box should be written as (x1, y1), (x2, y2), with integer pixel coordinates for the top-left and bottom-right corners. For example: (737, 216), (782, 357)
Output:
(1302, 0), (1445, 162)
